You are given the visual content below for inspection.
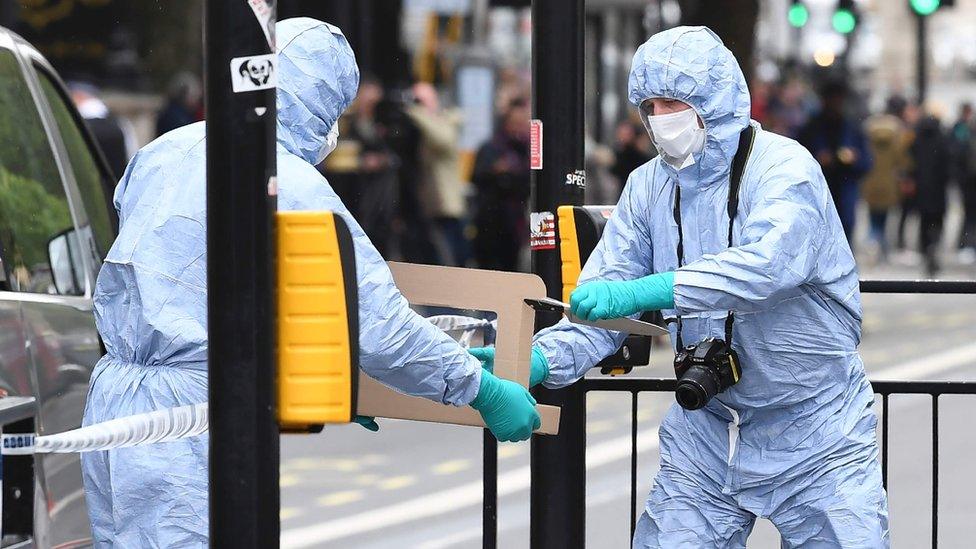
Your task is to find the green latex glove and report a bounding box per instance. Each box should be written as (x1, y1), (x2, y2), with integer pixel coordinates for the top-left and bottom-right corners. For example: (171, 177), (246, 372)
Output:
(570, 272), (675, 321)
(353, 416), (379, 432)
(470, 369), (541, 442)
(469, 346), (549, 388)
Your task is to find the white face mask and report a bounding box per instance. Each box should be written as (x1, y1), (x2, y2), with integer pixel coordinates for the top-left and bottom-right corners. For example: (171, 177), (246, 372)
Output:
(646, 108), (705, 169)
(316, 123), (340, 164)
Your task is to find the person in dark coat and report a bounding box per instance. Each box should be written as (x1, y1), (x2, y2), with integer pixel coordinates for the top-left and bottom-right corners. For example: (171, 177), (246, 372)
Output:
(69, 82), (137, 181)
(912, 113), (951, 277)
(472, 98), (531, 271)
(950, 103), (976, 257)
(799, 81), (872, 245)
(156, 72), (202, 137)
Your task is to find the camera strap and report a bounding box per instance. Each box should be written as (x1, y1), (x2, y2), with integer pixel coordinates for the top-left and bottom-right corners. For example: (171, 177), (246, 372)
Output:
(673, 124), (756, 349)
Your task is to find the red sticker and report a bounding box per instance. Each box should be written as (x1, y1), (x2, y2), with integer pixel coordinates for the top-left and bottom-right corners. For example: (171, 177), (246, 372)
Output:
(530, 119), (543, 170)
(530, 211), (556, 250)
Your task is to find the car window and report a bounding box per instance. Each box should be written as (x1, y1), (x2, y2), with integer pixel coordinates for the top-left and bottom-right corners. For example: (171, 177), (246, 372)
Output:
(0, 48), (78, 295)
(35, 69), (114, 263)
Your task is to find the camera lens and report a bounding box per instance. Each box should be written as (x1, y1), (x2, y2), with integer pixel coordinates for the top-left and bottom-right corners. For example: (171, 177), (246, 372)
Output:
(675, 383), (706, 410)
(675, 365), (721, 410)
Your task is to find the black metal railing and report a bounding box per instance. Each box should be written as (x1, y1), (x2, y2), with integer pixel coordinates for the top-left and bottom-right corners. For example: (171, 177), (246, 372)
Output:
(482, 279), (976, 548)
(580, 378), (976, 548)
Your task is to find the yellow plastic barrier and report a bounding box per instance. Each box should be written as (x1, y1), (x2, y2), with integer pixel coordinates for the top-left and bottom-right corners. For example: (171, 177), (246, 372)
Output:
(276, 211), (357, 431)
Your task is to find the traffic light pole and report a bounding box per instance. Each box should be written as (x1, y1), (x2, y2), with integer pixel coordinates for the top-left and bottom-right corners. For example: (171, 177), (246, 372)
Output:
(916, 12), (928, 103)
(205, 1), (279, 547)
(530, 1), (586, 548)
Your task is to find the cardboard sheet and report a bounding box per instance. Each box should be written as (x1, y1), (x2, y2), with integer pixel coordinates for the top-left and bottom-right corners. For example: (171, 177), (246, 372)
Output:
(356, 262), (561, 434)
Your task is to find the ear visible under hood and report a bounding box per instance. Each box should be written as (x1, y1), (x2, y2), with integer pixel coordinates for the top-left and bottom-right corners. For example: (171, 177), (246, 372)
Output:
(276, 18), (360, 165)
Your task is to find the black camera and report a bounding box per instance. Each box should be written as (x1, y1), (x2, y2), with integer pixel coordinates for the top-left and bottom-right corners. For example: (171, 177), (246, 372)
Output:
(672, 338), (741, 410)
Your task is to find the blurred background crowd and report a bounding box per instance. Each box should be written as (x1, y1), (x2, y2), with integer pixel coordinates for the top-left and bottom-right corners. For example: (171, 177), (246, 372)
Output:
(5, 0), (976, 280)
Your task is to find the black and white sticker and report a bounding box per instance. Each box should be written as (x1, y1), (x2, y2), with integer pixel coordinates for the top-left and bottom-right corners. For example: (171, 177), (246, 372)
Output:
(1, 433), (35, 455)
(565, 169), (586, 188)
(231, 53), (277, 93)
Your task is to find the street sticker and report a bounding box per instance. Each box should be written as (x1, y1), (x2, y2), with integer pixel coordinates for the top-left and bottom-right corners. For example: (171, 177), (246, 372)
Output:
(530, 211), (556, 250)
(247, 0), (276, 49)
(231, 53), (277, 93)
(565, 169), (585, 188)
(1, 433), (35, 455)
(530, 119), (543, 170)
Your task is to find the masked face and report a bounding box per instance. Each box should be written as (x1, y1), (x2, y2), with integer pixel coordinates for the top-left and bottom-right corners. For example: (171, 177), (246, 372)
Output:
(316, 123), (340, 165)
(640, 102), (706, 170)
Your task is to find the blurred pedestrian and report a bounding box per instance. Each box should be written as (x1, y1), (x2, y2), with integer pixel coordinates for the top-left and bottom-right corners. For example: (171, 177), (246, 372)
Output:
(950, 102), (976, 261)
(610, 118), (651, 188)
(69, 81), (138, 180)
(896, 100), (921, 257)
(912, 109), (951, 277)
(862, 98), (911, 263)
(406, 82), (470, 266)
(800, 81), (871, 244)
(324, 74), (399, 256)
(155, 72), (202, 137)
(472, 97), (531, 271)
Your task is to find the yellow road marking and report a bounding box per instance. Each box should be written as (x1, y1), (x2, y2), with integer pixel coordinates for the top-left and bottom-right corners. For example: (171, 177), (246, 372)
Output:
(280, 507), (304, 521)
(317, 490), (364, 507)
(497, 445), (524, 459)
(378, 475), (417, 490)
(432, 459), (472, 475)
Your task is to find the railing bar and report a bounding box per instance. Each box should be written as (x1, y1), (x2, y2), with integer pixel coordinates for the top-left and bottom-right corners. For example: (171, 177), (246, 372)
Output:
(932, 395), (939, 549)
(882, 393), (889, 490)
(860, 279), (976, 294)
(630, 391), (639, 539)
(483, 429), (497, 549)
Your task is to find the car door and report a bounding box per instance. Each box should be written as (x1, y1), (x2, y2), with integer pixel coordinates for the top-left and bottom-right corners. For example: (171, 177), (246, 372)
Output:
(0, 29), (116, 548)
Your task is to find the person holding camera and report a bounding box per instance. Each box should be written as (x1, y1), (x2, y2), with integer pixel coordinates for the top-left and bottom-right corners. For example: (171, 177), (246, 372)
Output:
(478, 27), (889, 547)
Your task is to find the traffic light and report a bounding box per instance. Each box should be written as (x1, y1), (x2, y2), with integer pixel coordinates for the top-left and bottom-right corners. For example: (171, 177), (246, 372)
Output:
(832, 0), (858, 34)
(909, 0), (941, 15)
(788, 0), (809, 28)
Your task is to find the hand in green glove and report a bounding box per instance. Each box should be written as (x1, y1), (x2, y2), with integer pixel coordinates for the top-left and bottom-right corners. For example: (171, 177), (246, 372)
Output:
(570, 272), (675, 321)
(470, 369), (541, 442)
(469, 346), (549, 387)
(353, 416), (379, 432)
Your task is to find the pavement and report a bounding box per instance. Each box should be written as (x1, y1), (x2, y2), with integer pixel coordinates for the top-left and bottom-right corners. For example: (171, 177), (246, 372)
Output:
(280, 258), (976, 548)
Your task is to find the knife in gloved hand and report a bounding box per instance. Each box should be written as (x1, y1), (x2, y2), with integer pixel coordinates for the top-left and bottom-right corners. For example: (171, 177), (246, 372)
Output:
(524, 297), (669, 336)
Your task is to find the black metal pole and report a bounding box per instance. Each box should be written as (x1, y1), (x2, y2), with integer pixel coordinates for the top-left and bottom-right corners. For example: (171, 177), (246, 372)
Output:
(916, 12), (927, 104)
(205, 1), (278, 547)
(530, 1), (586, 548)
(483, 430), (497, 549)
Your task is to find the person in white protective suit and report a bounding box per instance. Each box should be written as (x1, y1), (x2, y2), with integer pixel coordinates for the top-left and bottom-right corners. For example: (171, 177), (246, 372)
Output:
(82, 18), (539, 547)
(473, 26), (890, 548)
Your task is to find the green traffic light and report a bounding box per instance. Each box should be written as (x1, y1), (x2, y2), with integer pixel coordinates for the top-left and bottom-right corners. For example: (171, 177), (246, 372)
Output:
(910, 0), (941, 16)
(788, 3), (809, 28)
(832, 8), (857, 34)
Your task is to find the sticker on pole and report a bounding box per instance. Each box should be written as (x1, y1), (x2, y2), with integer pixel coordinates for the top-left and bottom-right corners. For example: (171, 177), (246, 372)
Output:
(230, 54), (277, 93)
(247, 0), (276, 49)
(530, 211), (556, 250)
(565, 169), (585, 188)
(530, 119), (543, 170)
(1, 433), (35, 455)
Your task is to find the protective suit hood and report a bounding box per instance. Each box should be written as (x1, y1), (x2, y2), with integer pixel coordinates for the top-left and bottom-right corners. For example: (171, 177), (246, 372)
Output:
(276, 18), (359, 165)
(628, 26), (751, 187)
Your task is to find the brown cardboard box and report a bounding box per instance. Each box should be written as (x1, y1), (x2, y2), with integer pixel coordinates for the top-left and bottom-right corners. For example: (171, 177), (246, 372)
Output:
(356, 262), (561, 434)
